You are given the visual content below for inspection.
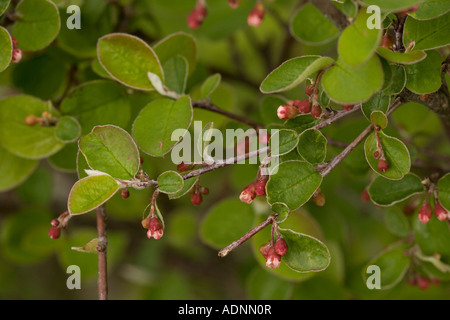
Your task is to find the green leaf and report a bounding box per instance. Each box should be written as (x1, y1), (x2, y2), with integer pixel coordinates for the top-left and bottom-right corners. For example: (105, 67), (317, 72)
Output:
(338, 9), (383, 66)
(290, 3), (339, 46)
(0, 26), (12, 72)
(403, 11), (450, 50)
(266, 160), (323, 211)
(364, 131), (411, 180)
(437, 173), (450, 211)
(55, 116), (81, 143)
(260, 56), (335, 94)
(360, 0), (424, 11)
(322, 56), (383, 104)
(278, 228), (330, 272)
(48, 143), (78, 172)
(76, 150), (90, 179)
(200, 198), (254, 249)
(270, 129), (299, 157)
(297, 129), (327, 164)
(383, 64), (406, 95)
(284, 114), (320, 134)
(153, 32), (197, 76)
(200, 73), (221, 99)
(68, 174), (120, 215)
(79, 125), (140, 180)
(71, 238), (98, 254)
(363, 241), (412, 290)
(0, 144), (38, 192)
(0, 0), (10, 16)
(414, 210), (450, 258)
(97, 33), (164, 91)
(60, 80), (132, 134)
(384, 207), (412, 238)
(168, 176), (198, 200)
(0, 95), (65, 159)
(410, 0), (450, 20)
(370, 110), (388, 129)
(163, 56), (188, 95)
(157, 171), (184, 194)
(404, 50), (442, 94)
(132, 96), (193, 157)
(376, 47), (427, 65)
(270, 202), (290, 223)
(368, 173), (425, 206)
(12, 0), (60, 51)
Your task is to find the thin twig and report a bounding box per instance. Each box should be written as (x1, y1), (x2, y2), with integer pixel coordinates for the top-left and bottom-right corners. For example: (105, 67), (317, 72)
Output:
(309, 0), (350, 31)
(218, 214), (278, 257)
(96, 205), (108, 300)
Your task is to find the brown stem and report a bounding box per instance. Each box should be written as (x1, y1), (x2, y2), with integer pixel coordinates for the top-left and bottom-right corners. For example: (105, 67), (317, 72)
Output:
(218, 214), (278, 257)
(393, 15), (407, 52)
(312, 103), (361, 130)
(96, 205), (108, 300)
(193, 100), (264, 129)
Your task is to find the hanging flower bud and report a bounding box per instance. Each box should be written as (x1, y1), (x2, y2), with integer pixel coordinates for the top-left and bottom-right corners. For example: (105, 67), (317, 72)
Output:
(416, 276), (430, 290)
(294, 99), (312, 114)
(201, 187), (209, 195)
(11, 48), (22, 63)
(11, 36), (18, 47)
(254, 176), (268, 196)
(265, 247), (281, 269)
(434, 200), (448, 221)
(305, 84), (314, 96)
(277, 104), (299, 120)
(240, 183), (256, 204)
(313, 190), (325, 207)
(342, 104), (354, 111)
(48, 226), (61, 239)
(274, 238), (288, 256)
(361, 189), (370, 202)
(121, 188), (130, 199)
(311, 104), (322, 119)
(187, 1), (207, 29)
(377, 158), (389, 172)
(418, 199), (432, 224)
(247, 1), (265, 27)
(191, 191), (203, 206)
(147, 217), (164, 240)
(259, 243), (271, 259)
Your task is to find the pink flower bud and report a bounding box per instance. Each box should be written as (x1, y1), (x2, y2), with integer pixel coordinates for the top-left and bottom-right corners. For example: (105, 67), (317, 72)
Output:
(240, 183), (256, 204)
(311, 104), (322, 119)
(187, 2), (207, 29)
(254, 176), (268, 196)
(228, 0), (241, 9)
(434, 200), (448, 221)
(342, 104), (354, 111)
(147, 217), (164, 240)
(48, 227), (61, 239)
(294, 99), (312, 114)
(361, 189), (370, 202)
(418, 200), (432, 224)
(191, 191), (203, 206)
(259, 243), (271, 259)
(274, 238), (288, 256)
(305, 84), (314, 96)
(416, 276), (430, 290)
(377, 158), (389, 172)
(277, 104), (299, 120)
(120, 188), (130, 199)
(51, 219), (60, 227)
(11, 36), (18, 47)
(265, 247), (281, 269)
(11, 48), (22, 63)
(247, 2), (265, 27)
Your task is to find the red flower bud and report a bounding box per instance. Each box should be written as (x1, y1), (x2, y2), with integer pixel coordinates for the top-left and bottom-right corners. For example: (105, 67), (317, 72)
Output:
(377, 158), (389, 172)
(311, 104), (322, 119)
(274, 238), (288, 256)
(265, 247), (281, 269)
(254, 177), (267, 196)
(361, 189), (370, 202)
(259, 243), (271, 259)
(11, 36), (18, 48)
(305, 84), (314, 96)
(434, 200), (448, 221)
(381, 33), (394, 49)
(121, 188), (130, 199)
(51, 219), (60, 227)
(373, 150), (380, 159)
(147, 217), (164, 239)
(228, 0), (241, 9)
(48, 227), (61, 239)
(191, 191), (203, 206)
(416, 276), (430, 290)
(240, 183), (256, 204)
(342, 104), (354, 111)
(277, 104), (299, 120)
(11, 48), (22, 63)
(201, 187), (209, 195)
(294, 99), (312, 114)
(418, 200), (432, 224)
(247, 2), (265, 27)
(187, 3), (207, 29)
(177, 161), (192, 172)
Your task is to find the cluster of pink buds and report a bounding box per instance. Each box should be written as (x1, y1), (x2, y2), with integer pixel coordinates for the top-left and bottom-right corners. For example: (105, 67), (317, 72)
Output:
(187, 0), (208, 29)
(240, 175), (268, 204)
(276, 82), (325, 120)
(177, 161), (197, 173)
(11, 36), (22, 64)
(408, 274), (440, 290)
(419, 196), (449, 224)
(142, 211), (164, 240)
(48, 211), (71, 240)
(247, 1), (265, 27)
(259, 237), (288, 269)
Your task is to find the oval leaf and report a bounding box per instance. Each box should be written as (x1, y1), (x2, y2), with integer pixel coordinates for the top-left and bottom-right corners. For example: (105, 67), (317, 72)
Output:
(370, 110), (388, 129)
(163, 56), (188, 95)
(200, 73), (221, 99)
(364, 131), (411, 180)
(0, 0), (10, 16)
(403, 11), (450, 50)
(157, 171), (184, 194)
(376, 47), (427, 65)
(338, 9), (382, 66)
(270, 129), (299, 157)
(0, 26), (12, 72)
(368, 173), (424, 206)
(79, 125), (140, 180)
(55, 116), (81, 143)
(0, 144), (38, 192)
(278, 228), (330, 272)
(97, 33), (163, 91)
(297, 129), (327, 165)
(68, 174), (120, 215)
(410, 0), (450, 20)
(362, 91), (390, 120)
(437, 173), (450, 211)
(383, 64), (406, 95)
(405, 50), (442, 94)
(266, 160), (323, 211)
(132, 96), (193, 157)
(12, 0), (60, 51)
(260, 56), (334, 94)
(322, 56), (383, 104)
